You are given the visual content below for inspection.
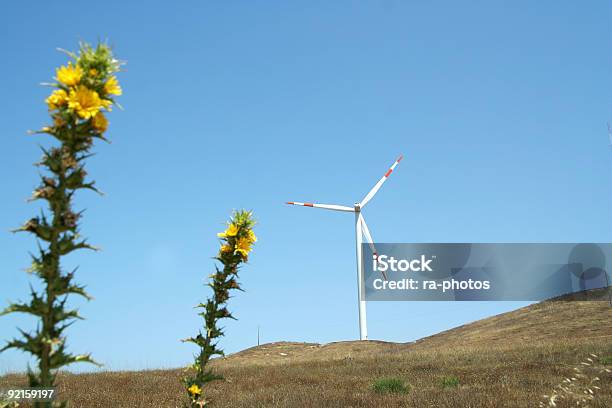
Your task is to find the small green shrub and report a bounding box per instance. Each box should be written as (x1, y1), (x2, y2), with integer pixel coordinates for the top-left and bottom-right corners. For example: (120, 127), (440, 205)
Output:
(372, 377), (409, 394)
(601, 355), (612, 365)
(441, 375), (460, 388)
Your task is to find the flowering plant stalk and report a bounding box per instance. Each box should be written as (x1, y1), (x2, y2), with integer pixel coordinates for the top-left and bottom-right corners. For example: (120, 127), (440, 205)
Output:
(1, 42), (122, 408)
(183, 210), (256, 407)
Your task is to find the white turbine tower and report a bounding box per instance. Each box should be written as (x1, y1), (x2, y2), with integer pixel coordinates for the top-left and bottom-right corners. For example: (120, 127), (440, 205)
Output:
(286, 155), (403, 340)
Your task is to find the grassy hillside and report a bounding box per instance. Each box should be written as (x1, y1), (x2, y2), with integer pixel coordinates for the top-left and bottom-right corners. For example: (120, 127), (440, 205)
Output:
(2, 300), (611, 407)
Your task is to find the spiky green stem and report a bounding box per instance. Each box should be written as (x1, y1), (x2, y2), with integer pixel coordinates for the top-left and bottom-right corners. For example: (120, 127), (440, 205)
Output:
(1, 42), (121, 408)
(183, 210), (255, 407)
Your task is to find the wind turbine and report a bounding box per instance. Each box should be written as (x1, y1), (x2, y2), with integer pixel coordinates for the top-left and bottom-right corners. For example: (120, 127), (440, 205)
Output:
(286, 155), (403, 340)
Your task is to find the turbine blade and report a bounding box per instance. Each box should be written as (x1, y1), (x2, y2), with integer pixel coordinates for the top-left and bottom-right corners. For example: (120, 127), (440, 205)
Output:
(286, 202), (355, 212)
(359, 214), (377, 257)
(360, 154), (403, 208)
(360, 214), (387, 280)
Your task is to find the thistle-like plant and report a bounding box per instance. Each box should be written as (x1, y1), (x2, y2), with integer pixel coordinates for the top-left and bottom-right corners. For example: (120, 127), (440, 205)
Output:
(1, 42), (122, 407)
(183, 210), (257, 407)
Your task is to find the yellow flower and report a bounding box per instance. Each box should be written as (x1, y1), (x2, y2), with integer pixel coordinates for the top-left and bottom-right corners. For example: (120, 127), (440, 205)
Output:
(220, 244), (232, 253)
(217, 223), (239, 238)
(46, 89), (68, 110)
(247, 230), (257, 243)
(68, 86), (103, 119)
(101, 98), (113, 111)
(104, 76), (122, 96)
(187, 384), (201, 396)
(235, 236), (252, 258)
(56, 63), (83, 86)
(89, 68), (98, 77)
(91, 113), (108, 133)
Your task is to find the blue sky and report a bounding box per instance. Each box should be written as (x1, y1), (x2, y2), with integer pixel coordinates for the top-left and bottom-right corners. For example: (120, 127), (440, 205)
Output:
(2, 1), (612, 372)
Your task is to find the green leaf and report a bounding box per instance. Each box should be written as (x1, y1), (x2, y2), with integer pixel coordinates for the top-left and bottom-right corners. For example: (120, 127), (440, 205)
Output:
(57, 236), (98, 255)
(1, 329), (44, 356)
(50, 269), (92, 300)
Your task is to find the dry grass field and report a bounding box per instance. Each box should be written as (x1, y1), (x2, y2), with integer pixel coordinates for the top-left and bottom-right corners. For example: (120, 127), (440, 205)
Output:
(2, 300), (611, 407)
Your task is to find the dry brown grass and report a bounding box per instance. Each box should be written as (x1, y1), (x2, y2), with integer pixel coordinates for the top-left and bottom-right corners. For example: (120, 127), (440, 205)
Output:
(2, 301), (611, 407)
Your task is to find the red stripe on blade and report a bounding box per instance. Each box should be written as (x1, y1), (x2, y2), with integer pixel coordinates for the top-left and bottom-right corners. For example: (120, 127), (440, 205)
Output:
(384, 169), (393, 177)
(304, 203), (314, 207)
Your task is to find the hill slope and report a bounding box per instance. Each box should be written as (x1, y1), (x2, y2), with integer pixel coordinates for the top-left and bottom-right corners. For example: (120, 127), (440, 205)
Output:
(218, 299), (611, 366)
(2, 300), (611, 407)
